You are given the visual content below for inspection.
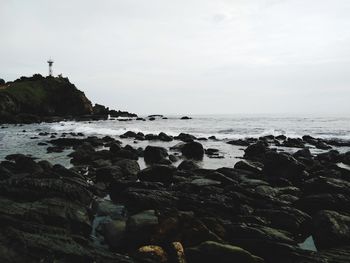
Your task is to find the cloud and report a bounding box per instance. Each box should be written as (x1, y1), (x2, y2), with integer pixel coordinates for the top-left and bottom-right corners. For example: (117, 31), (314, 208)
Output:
(1, 0), (350, 114)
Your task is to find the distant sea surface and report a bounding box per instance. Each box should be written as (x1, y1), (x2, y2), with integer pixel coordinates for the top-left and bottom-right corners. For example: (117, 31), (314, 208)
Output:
(1, 115), (350, 168)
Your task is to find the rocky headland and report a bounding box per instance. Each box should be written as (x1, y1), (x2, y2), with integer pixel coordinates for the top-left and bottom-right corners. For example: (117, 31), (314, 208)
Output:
(1, 127), (350, 262)
(0, 74), (136, 124)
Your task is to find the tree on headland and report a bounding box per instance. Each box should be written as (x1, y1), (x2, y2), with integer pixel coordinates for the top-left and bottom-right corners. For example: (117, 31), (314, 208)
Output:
(0, 78), (5, 85)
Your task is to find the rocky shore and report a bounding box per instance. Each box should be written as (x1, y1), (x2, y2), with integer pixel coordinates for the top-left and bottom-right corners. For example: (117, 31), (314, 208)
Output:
(0, 75), (136, 124)
(1, 128), (350, 263)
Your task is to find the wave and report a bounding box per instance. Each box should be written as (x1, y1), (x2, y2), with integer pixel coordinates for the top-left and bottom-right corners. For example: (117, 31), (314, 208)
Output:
(48, 120), (350, 141)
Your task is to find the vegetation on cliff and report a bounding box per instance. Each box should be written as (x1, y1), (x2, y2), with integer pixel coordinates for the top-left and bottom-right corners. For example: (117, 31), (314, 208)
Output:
(0, 74), (136, 123)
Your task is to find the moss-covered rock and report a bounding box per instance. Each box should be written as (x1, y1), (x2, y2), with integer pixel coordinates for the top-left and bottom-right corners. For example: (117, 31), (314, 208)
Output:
(186, 241), (264, 263)
(0, 75), (93, 119)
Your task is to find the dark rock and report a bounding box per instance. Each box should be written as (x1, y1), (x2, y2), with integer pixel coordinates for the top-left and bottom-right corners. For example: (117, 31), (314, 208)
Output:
(312, 210), (350, 250)
(234, 160), (263, 174)
(227, 139), (250, 146)
(180, 116), (191, 120)
(144, 146), (168, 164)
(158, 132), (173, 142)
(181, 142), (204, 160)
(138, 165), (176, 184)
(282, 138), (305, 148)
(175, 133), (196, 142)
(263, 151), (306, 183)
(178, 160), (200, 171)
(244, 141), (268, 160)
(186, 241), (264, 263)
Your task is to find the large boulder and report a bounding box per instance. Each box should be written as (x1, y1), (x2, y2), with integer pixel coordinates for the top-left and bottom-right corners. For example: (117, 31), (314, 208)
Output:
(262, 151), (306, 183)
(244, 141), (268, 160)
(181, 142), (204, 160)
(138, 165), (176, 184)
(186, 241), (264, 263)
(144, 146), (169, 164)
(312, 210), (350, 250)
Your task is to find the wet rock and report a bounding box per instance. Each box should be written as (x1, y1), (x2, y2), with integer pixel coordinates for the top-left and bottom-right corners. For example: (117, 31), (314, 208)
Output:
(282, 138), (305, 148)
(296, 194), (350, 214)
(276, 135), (287, 140)
(181, 142), (204, 160)
(312, 210), (350, 250)
(126, 210), (159, 247)
(293, 148), (313, 159)
(234, 160), (263, 174)
(144, 146), (169, 164)
(227, 139), (250, 146)
(114, 159), (140, 177)
(138, 165), (176, 184)
(178, 160), (200, 171)
(169, 154), (179, 163)
(168, 242), (186, 263)
(263, 151), (306, 183)
(302, 177), (350, 196)
(159, 132), (173, 142)
(102, 219), (127, 250)
(205, 148), (219, 156)
(244, 141), (268, 160)
(186, 241), (264, 263)
(316, 150), (341, 163)
(135, 245), (168, 262)
(176, 133), (196, 142)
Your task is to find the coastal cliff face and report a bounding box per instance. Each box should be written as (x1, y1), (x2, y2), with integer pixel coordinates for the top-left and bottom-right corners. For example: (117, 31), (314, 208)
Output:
(0, 74), (93, 119)
(0, 74), (137, 123)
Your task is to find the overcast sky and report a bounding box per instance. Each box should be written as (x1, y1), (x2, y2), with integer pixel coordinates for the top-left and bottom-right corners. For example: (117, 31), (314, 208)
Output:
(1, 0), (350, 115)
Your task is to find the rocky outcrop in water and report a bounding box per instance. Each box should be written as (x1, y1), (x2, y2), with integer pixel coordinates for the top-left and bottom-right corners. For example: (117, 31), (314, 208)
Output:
(0, 74), (136, 124)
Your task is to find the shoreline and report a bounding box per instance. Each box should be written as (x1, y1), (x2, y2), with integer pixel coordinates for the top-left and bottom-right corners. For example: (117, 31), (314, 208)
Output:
(0, 120), (350, 262)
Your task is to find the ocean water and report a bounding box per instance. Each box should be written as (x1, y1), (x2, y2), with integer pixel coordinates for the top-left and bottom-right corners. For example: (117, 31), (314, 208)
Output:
(1, 115), (349, 169)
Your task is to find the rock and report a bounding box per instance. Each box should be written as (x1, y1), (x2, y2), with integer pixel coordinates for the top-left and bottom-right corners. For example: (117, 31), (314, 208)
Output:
(176, 133), (196, 142)
(180, 116), (191, 120)
(114, 159), (140, 177)
(102, 219), (127, 250)
(244, 141), (268, 160)
(205, 148), (219, 156)
(95, 166), (125, 183)
(126, 210), (159, 247)
(168, 242), (186, 263)
(144, 146), (169, 164)
(296, 194), (350, 214)
(263, 151), (306, 183)
(234, 160), (263, 174)
(282, 138), (305, 148)
(186, 241), (264, 263)
(227, 139), (250, 146)
(312, 210), (350, 250)
(315, 141), (332, 150)
(316, 150), (341, 163)
(293, 148), (313, 159)
(276, 135), (287, 140)
(302, 177), (350, 196)
(138, 165), (176, 184)
(159, 132), (173, 142)
(190, 178), (221, 187)
(169, 154), (179, 163)
(135, 245), (168, 262)
(121, 131), (137, 138)
(181, 142), (204, 160)
(178, 160), (200, 171)
(0, 75), (94, 124)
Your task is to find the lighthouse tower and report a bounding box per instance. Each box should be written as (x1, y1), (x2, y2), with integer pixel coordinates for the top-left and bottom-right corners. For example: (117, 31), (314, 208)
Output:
(47, 59), (54, 76)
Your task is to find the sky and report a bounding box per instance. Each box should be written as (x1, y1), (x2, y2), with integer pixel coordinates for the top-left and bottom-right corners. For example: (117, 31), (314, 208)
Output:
(1, 0), (350, 115)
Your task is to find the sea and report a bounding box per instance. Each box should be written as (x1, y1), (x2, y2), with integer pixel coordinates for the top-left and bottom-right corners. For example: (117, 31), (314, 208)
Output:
(1, 115), (350, 169)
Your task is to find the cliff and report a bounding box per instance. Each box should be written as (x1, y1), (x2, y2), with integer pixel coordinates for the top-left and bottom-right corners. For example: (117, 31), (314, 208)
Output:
(0, 74), (136, 123)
